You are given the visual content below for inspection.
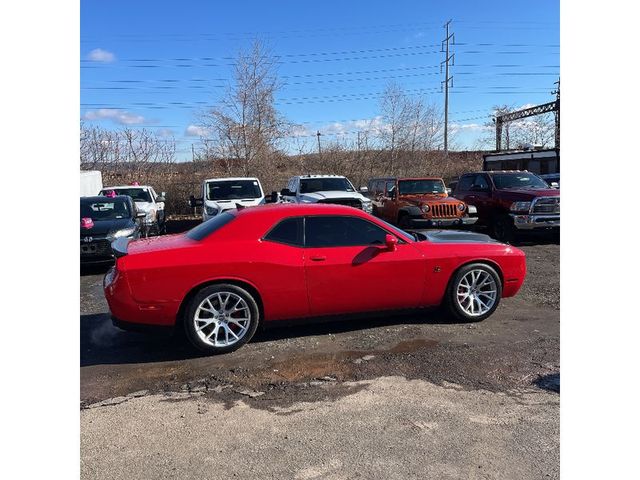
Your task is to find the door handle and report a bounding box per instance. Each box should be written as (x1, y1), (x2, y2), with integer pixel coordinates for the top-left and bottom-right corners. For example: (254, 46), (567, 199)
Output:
(310, 255), (326, 262)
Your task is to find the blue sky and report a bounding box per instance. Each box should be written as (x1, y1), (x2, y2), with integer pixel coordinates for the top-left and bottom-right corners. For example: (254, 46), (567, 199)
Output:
(81, 0), (559, 160)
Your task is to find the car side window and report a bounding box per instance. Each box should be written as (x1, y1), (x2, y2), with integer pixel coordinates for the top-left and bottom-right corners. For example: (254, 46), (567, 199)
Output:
(457, 175), (474, 192)
(474, 175), (490, 190)
(264, 217), (304, 247)
(305, 216), (389, 248)
(385, 180), (396, 196)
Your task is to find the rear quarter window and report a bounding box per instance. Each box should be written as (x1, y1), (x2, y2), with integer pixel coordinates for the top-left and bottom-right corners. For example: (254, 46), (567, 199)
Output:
(186, 212), (236, 241)
(263, 217), (304, 247)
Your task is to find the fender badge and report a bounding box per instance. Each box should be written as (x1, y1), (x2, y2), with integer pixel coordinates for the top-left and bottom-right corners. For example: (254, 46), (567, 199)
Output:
(434, 266), (441, 273)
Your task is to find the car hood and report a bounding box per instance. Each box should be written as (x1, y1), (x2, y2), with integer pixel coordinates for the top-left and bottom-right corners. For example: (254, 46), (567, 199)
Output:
(80, 218), (134, 237)
(205, 197), (264, 211)
(497, 188), (560, 201)
(416, 230), (498, 244)
(134, 201), (154, 212)
(299, 191), (366, 202)
(399, 193), (462, 205)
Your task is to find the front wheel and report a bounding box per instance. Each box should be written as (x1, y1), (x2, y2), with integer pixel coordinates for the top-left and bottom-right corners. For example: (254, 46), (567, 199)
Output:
(491, 214), (514, 243)
(444, 263), (502, 322)
(183, 284), (260, 354)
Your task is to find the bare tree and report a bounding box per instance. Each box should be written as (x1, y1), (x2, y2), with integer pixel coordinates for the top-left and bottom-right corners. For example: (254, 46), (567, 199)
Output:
(80, 124), (176, 173)
(198, 40), (286, 176)
(378, 82), (444, 175)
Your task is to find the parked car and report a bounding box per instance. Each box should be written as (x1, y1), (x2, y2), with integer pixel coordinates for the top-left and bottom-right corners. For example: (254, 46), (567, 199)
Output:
(453, 171), (560, 242)
(80, 196), (145, 264)
(367, 177), (477, 229)
(104, 203), (526, 354)
(189, 177), (266, 222)
(280, 175), (373, 213)
(99, 184), (166, 235)
(539, 173), (560, 188)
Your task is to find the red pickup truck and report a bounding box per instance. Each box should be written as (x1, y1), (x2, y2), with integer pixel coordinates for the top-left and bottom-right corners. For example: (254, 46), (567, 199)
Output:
(453, 171), (559, 242)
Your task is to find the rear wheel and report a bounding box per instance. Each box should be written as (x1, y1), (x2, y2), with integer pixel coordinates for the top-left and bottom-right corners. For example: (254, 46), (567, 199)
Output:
(491, 214), (514, 243)
(444, 263), (502, 322)
(183, 284), (260, 354)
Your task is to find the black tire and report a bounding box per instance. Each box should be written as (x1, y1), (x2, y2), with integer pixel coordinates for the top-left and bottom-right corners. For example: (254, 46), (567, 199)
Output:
(398, 212), (412, 229)
(491, 214), (514, 243)
(444, 263), (502, 323)
(183, 284), (260, 354)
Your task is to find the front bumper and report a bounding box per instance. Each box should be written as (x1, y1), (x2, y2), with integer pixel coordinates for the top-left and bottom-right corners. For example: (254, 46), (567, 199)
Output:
(510, 214), (560, 230)
(409, 216), (478, 228)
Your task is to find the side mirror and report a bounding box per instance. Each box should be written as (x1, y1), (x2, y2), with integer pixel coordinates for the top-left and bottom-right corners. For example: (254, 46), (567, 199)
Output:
(281, 188), (295, 196)
(385, 234), (398, 252)
(189, 195), (203, 208)
(136, 211), (146, 218)
(446, 187), (452, 196)
(387, 189), (396, 199)
(550, 182), (559, 188)
(156, 196), (166, 203)
(359, 186), (369, 193)
(161, 191), (166, 197)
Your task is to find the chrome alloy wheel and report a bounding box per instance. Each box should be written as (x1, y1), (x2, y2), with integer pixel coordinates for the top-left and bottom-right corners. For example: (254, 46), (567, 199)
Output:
(455, 269), (498, 317)
(194, 292), (251, 347)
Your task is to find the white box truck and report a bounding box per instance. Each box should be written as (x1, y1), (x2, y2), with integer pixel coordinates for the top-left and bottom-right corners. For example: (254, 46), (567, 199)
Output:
(80, 170), (103, 197)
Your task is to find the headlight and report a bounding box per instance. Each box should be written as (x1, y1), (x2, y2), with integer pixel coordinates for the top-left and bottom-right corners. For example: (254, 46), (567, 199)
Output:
(457, 203), (465, 211)
(510, 201), (532, 212)
(421, 204), (430, 213)
(362, 200), (373, 213)
(111, 227), (136, 239)
(143, 210), (156, 224)
(205, 205), (219, 216)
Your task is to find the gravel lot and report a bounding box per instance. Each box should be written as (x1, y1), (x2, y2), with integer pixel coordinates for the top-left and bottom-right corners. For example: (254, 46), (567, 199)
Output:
(80, 236), (559, 479)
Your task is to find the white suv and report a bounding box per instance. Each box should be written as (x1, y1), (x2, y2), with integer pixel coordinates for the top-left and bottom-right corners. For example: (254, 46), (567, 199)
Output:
(190, 177), (266, 222)
(280, 175), (373, 213)
(99, 184), (166, 235)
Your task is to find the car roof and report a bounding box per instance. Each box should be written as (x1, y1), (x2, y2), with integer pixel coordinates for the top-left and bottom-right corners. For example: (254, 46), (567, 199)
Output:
(102, 185), (152, 190)
(81, 195), (131, 203)
(295, 174), (346, 179)
(235, 203), (367, 219)
(203, 177), (261, 183)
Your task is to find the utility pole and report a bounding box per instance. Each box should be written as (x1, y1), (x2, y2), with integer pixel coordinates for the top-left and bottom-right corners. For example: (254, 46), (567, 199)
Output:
(316, 130), (322, 156)
(441, 19), (455, 154)
(552, 78), (560, 149)
(191, 144), (196, 162)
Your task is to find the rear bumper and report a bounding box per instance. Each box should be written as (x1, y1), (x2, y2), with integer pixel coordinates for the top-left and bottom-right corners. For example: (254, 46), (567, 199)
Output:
(409, 216), (478, 228)
(103, 267), (178, 327)
(111, 315), (174, 334)
(509, 214), (560, 230)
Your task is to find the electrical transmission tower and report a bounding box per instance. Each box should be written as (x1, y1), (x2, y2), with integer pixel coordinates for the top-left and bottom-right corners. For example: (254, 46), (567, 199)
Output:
(441, 20), (455, 153)
(552, 78), (560, 149)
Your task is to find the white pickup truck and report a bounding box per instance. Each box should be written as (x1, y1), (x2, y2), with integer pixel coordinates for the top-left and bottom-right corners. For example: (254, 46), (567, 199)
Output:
(280, 175), (373, 213)
(99, 184), (166, 235)
(189, 177), (266, 222)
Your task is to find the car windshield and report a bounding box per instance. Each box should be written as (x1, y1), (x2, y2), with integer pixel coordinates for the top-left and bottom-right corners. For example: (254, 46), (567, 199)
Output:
(492, 173), (550, 190)
(206, 180), (262, 200)
(103, 188), (152, 202)
(81, 199), (131, 220)
(398, 179), (445, 195)
(300, 177), (354, 193)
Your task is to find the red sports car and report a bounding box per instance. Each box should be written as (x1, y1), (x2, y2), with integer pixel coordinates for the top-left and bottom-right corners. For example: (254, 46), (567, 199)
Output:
(104, 204), (526, 354)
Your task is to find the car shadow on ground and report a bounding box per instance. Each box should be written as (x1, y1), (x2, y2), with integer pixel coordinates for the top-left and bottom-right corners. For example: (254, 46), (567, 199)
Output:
(81, 309), (457, 367)
(534, 372), (560, 392)
(80, 263), (112, 277)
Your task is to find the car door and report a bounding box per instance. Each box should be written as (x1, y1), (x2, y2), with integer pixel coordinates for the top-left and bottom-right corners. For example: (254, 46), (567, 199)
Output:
(303, 215), (427, 317)
(377, 180), (397, 223)
(467, 174), (493, 222)
(259, 217), (310, 319)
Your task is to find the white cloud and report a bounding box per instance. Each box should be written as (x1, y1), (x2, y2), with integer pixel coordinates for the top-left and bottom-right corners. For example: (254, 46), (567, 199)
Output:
(87, 48), (116, 63)
(450, 123), (492, 133)
(82, 109), (145, 125)
(185, 125), (209, 137)
(157, 128), (175, 138)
